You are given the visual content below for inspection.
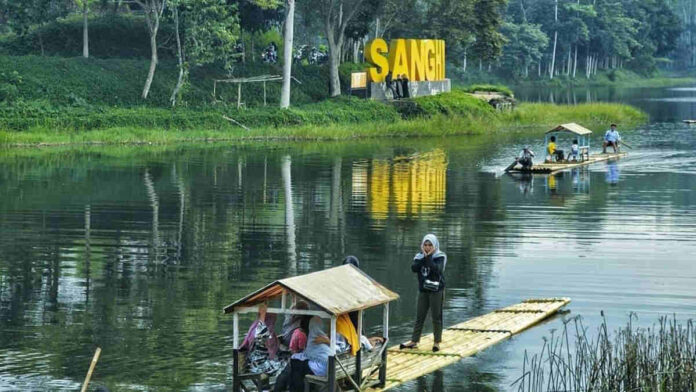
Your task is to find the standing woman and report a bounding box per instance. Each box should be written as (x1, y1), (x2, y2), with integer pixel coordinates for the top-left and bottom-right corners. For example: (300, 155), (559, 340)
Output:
(400, 234), (447, 352)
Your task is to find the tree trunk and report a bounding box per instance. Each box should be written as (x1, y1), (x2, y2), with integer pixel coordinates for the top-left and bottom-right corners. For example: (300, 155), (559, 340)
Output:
(170, 6), (185, 107)
(549, 0), (558, 79)
(138, 0), (165, 100)
(463, 48), (467, 72)
(567, 46), (572, 75)
(375, 17), (380, 38)
(572, 45), (578, 78)
(83, 0), (89, 58)
(143, 33), (158, 99)
(328, 44), (341, 96)
(280, 0), (295, 108)
(550, 31), (557, 79)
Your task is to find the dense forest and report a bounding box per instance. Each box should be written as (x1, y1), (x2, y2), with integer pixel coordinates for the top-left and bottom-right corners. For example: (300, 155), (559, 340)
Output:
(0, 0), (693, 101)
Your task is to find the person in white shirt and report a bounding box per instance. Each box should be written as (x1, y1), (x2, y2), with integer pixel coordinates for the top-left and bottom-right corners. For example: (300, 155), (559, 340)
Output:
(603, 124), (621, 153)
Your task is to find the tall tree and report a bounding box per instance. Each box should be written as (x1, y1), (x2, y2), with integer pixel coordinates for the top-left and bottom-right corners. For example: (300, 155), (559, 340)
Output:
(133, 0), (167, 100)
(472, 0), (508, 64)
(169, 0), (239, 106)
(280, 0), (294, 108)
(74, 0), (93, 58)
(301, 0), (368, 96)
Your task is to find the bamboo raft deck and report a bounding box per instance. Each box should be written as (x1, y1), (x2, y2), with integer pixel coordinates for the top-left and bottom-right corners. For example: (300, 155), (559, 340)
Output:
(365, 298), (571, 391)
(507, 152), (627, 174)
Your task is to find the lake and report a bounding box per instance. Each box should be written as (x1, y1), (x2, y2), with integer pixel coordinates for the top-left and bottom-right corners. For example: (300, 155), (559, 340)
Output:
(1, 84), (696, 391)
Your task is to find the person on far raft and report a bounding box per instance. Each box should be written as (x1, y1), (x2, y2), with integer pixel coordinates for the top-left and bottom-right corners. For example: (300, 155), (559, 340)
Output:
(547, 136), (564, 162)
(517, 146), (535, 170)
(603, 123), (621, 153)
(400, 234), (447, 352)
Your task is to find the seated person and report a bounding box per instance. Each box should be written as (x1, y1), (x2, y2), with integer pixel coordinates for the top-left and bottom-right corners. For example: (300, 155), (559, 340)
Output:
(279, 300), (310, 347)
(517, 146), (535, 169)
(569, 139), (579, 161)
(603, 123), (621, 153)
(240, 304), (284, 377)
(274, 317), (334, 392)
(547, 136), (564, 162)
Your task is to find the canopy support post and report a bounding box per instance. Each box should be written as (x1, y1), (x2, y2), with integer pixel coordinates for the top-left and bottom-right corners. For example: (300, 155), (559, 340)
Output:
(233, 311), (240, 392)
(355, 310), (364, 385)
(379, 303), (389, 387)
(329, 316), (337, 392)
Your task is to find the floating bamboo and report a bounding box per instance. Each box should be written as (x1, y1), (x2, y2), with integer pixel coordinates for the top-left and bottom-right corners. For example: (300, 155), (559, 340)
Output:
(506, 152), (626, 174)
(366, 298), (570, 391)
(80, 347), (102, 392)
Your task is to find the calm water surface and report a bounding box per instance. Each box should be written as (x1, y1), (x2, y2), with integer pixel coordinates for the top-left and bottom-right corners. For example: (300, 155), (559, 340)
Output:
(1, 85), (696, 391)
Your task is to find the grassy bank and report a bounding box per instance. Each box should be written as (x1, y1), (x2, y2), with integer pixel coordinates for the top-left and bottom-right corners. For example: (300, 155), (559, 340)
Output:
(0, 93), (647, 146)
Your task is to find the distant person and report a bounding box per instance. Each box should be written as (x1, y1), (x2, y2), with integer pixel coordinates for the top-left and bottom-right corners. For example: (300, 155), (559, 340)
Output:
(547, 136), (564, 161)
(517, 146), (535, 170)
(400, 234), (447, 352)
(385, 72), (396, 99)
(569, 139), (579, 161)
(401, 74), (410, 98)
(394, 74), (403, 99)
(603, 124), (621, 153)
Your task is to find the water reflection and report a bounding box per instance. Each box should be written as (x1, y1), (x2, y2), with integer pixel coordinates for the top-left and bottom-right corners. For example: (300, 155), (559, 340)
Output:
(605, 161), (620, 185)
(359, 149), (448, 222)
(0, 127), (695, 391)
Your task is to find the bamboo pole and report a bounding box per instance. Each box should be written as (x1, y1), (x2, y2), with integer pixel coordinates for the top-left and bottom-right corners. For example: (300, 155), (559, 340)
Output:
(81, 347), (102, 392)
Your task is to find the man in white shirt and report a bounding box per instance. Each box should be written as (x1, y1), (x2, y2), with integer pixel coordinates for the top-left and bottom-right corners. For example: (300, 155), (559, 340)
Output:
(603, 124), (621, 153)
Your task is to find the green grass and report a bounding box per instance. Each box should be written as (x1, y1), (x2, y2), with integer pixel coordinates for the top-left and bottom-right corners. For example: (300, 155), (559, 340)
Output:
(0, 99), (647, 147)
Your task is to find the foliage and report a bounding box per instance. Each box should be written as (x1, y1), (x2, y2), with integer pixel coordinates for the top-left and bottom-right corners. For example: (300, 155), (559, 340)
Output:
(0, 14), (177, 58)
(514, 315), (696, 392)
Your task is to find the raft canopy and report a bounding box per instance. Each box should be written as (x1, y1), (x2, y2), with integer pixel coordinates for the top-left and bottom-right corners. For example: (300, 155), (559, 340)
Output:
(546, 123), (593, 136)
(545, 122), (592, 159)
(223, 264), (399, 316)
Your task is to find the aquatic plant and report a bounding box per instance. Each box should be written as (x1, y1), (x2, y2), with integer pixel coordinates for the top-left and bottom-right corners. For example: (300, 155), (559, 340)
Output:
(513, 313), (696, 392)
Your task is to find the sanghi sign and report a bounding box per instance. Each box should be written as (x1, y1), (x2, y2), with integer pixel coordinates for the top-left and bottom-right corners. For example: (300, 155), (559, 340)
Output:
(365, 38), (446, 83)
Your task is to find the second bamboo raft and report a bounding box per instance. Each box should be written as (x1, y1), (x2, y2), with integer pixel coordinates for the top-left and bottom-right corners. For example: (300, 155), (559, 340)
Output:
(366, 297), (571, 391)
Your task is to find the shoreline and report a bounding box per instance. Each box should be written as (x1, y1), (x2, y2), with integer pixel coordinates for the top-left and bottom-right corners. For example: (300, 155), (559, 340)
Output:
(0, 101), (647, 148)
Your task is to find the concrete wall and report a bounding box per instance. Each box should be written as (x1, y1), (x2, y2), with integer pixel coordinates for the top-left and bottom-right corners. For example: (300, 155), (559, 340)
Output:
(363, 79), (451, 100)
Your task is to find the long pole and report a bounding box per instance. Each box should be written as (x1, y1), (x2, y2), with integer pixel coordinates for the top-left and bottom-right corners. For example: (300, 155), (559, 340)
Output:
(81, 347), (102, 392)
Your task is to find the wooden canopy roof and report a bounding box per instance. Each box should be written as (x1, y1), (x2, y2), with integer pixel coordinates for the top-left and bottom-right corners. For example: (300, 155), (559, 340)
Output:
(223, 264), (399, 316)
(546, 123), (593, 136)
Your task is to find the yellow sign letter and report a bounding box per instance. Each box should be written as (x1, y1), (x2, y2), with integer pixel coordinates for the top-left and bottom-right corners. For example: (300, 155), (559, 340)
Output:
(366, 38), (389, 82)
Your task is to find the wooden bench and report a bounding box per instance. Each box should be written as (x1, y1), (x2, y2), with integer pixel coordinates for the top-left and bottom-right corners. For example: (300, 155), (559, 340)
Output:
(304, 339), (388, 392)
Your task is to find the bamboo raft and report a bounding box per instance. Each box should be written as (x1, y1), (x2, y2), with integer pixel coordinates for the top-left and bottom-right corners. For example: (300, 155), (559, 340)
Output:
(507, 152), (627, 174)
(365, 298), (571, 391)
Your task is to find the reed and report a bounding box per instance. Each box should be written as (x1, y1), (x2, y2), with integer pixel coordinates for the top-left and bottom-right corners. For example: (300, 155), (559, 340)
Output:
(512, 313), (696, 392)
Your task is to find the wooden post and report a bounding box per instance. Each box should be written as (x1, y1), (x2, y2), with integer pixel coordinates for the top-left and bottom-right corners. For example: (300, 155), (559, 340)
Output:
(355, 309), (363, 385)
(237, 83), (242, 109)
(213, 81), (217, 102)
(379, 303), (389, 387)
(263, 81), (267, 106)
(329, 316), (337, 392)
(233, 311), (240, 392)
(233, 349), (240, 392)
(80, 347), (102, 392)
